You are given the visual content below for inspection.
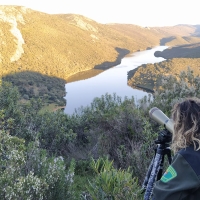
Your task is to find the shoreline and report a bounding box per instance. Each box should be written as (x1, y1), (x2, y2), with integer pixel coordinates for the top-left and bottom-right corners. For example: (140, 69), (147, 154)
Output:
(94, 48), (130, 70)
(66, 47), (131, 83)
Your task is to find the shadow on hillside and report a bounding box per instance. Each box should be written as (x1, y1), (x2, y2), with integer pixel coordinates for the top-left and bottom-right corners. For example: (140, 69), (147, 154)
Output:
(66, 68), (104, 83)
(160, 36), (176, 45)
(154, 42), (200, 59)
(2, 70), (66, 106)
(193, 25), (200, 36)
(66, 47), (130, 83)
(94, 47), (130, 70)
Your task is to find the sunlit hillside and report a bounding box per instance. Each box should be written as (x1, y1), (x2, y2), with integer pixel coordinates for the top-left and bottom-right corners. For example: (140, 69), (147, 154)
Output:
(0, 5), (160, 81)
(126, 24), (200, 92)
(128, 58), (200, 92)
(109, 24), (200, 47)
(1, 5), (200, 83)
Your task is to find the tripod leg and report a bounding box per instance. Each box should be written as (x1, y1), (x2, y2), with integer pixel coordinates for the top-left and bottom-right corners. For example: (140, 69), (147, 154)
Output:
(144, 150), (163, 200)
(156, 147), (172, 181)
(142, 157), (155, 192)
(157, 154), (165, 181)
(166, 147), (172, 164)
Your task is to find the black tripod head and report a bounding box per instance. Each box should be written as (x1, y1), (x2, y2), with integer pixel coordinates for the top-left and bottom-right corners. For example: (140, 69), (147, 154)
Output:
(155, 129), (172, 145)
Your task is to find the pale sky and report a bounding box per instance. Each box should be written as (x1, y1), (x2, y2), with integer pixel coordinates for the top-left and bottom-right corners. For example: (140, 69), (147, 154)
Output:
(0, 0), (199, 27)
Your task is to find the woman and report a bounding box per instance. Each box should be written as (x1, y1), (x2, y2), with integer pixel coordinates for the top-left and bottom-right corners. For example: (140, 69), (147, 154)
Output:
(153, 98), (200, 199)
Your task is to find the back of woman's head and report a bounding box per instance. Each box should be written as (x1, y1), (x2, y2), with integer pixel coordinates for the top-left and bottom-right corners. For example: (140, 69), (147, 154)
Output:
(171, 97), (200, 152)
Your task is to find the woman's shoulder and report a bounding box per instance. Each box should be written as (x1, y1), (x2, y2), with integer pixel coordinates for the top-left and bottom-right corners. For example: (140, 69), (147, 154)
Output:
(178, 145), (200, 156)
(177, 146), (200, 176)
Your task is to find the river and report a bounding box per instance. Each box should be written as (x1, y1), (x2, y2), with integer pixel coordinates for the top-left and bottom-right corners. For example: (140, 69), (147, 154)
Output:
(64, 46), (168, 115)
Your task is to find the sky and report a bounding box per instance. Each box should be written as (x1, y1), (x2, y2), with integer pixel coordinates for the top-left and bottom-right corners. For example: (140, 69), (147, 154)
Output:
(0, 0), (199, 27)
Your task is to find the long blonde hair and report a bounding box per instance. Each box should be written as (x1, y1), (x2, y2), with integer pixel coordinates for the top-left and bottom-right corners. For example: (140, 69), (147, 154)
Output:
(171, 97), (200, 153)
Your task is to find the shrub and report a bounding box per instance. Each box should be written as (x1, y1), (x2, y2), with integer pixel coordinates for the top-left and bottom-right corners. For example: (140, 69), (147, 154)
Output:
(83, 157), (143, 200)
(0, 130), (76, 200)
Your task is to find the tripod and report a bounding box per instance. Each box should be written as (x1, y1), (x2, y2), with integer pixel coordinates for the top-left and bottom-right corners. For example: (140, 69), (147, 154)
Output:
(142, 129), (172, 200)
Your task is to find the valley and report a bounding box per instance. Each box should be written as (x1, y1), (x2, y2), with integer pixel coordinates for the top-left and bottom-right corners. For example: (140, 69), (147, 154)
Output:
(1, 6), (200, 110)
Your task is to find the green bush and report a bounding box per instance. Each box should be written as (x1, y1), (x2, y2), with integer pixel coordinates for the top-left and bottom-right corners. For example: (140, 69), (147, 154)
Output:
(83, 157), (143, 200)
(0, 130), (75, 200)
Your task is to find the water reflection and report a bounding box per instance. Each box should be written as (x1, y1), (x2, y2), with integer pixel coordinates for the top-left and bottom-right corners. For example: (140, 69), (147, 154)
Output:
(64, 46), (168, 114)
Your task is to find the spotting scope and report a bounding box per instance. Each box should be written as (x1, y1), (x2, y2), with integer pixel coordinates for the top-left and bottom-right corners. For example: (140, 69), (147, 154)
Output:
(142, 108), (173, 200)
(149, 107), (174, 134)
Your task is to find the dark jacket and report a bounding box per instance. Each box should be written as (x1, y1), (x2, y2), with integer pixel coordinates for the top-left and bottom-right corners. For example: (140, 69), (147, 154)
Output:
(153, 145), (200, 200)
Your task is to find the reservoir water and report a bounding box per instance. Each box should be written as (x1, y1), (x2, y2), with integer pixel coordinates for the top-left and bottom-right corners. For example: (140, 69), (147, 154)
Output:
(64, 46), (167, 114)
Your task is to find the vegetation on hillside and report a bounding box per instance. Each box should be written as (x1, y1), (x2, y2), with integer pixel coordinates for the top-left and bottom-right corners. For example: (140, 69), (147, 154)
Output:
(0, 67), (198, 199)
(128, 58), (200, 92)
(162, 36), (200, 46)
(0, 6), (161, 82)
(2, 71), (66, 109)
(127, 34), (200, 92)
(1, 6), (200, 84)
(154, 42), (200, 58)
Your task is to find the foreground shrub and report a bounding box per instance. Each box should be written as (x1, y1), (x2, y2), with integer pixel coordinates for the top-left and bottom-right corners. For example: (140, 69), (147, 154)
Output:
(68, 94), (158, 184)
(0, 130), (75, 200)
(82, 157), (143, 200)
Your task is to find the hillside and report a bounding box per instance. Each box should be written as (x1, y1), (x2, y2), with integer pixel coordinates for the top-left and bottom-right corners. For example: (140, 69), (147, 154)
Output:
(154, 42), (200, 58)
(2, 71), (66, 106)
(1, 6), (200, 82)
(126, 23), (200, 92)
(2, 5), (200, 108)
(109, 24), (200, 47)
(127, 25), (200, 92)
(0, 5), (160, 81)
(128, 58), (200, 92)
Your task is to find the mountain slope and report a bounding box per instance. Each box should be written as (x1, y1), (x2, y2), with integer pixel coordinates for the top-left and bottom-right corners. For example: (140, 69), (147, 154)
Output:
(0, 6), (160, 81)
(1, 5), (200, 83)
